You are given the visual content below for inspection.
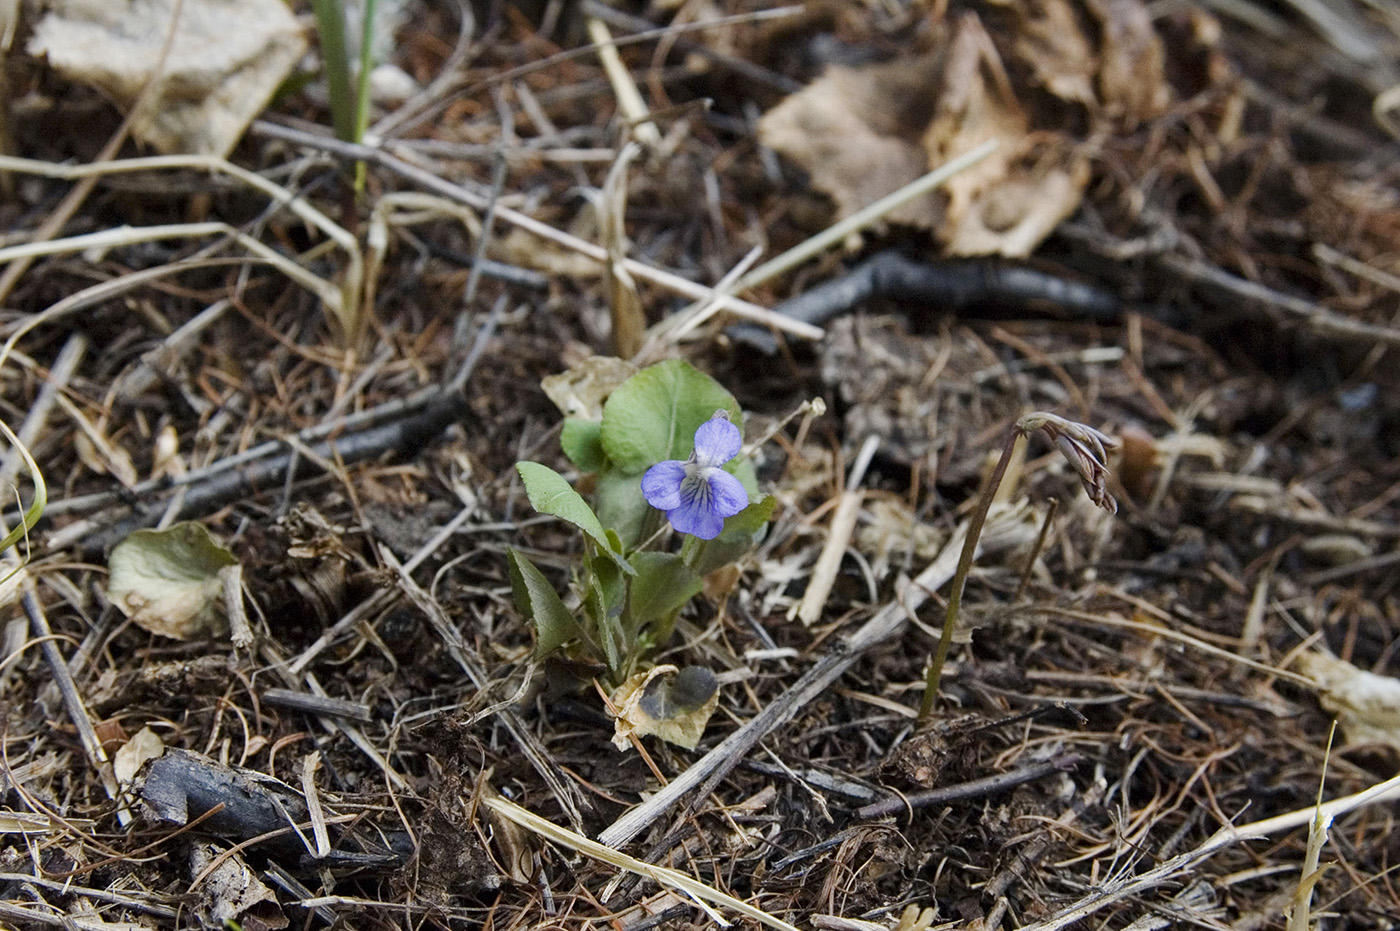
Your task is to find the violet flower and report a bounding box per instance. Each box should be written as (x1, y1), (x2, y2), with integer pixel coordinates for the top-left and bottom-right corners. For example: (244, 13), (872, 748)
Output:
(640, 412), (749, 540)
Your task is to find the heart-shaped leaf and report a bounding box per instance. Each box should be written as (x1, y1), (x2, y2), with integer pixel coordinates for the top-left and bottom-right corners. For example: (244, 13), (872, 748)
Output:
(599, 360), (742, 474)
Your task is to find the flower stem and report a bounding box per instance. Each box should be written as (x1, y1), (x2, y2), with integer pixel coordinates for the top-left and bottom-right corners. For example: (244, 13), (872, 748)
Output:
(917, 426), (1025, 723)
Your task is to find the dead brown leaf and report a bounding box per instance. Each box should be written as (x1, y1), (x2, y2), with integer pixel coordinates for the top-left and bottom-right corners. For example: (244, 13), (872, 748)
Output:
(29, 0), (306, 156)
(989, 0), (1099, 108)
(758, 54), (946, 231)
(1085, 0), (1170, 125)
(924, 15), (1090, 256)
(759, 0), (1170, 256)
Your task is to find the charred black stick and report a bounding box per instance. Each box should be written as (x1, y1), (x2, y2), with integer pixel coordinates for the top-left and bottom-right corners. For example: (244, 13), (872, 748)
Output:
(78, 388), (468, 557)
(138, 749), (412, 871)
(855, 753), (1083, 820)
(732, 252), (1177, 352)
(43, 385), (449, 520)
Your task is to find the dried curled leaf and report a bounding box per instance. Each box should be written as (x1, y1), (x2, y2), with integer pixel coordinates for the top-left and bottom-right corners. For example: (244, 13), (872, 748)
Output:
(191, 842), (288, 930)
(28, 0), (306, 156)
(759, 54), (946, 231)
(114, 727), (165, 786)
(1298, 653), (1400, 750)
(107, 521), (239, 640)
(611, 665), (719, 751)
(759, 1), (1170, 257)
(923, 16), (1090, 257)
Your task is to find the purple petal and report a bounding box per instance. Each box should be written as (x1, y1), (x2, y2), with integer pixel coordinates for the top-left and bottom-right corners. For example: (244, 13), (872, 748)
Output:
(640, 460), (686, 510)
(706, 469), (749, 519)
(692, 417), (741, 468)
(667, 499), (725, 540)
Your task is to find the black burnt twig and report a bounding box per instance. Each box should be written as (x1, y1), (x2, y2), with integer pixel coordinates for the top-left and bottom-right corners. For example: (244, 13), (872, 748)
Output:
(732, 251), (1183, 353)
(74, 388), (468, 558)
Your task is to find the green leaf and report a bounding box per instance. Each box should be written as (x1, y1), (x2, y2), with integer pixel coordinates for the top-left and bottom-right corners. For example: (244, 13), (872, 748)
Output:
(560, 418), (607, 472)
(594, 465), (653, 550)
(728, 459), (761, 513)
(627, 552), (702, 628)
(586, 578), (623, 673)
(599, 360), (742, 474)
(107, 522), (238, 640)
(588, 548), (628, 623)
(719, 493), (776, 541)
(587, 548), (631, 675)
(508, 548), (585, 657)
(515, 462), (634, 575)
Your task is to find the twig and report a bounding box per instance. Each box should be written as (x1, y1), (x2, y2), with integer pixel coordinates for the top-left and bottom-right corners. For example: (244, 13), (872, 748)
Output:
(854, 753), (1081, 819)
(21, 583), (127, 825)
(250, 120), (823, 340)
(597, 518), (977, 848)
(262, 688), (372, 722)
(1157, 251), (1400, 347)
(1017, 765), (1400, 931)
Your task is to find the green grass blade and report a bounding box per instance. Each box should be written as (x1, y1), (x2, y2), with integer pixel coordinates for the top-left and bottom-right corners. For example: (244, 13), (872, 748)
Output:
(0, 418), (46, 557)
(311, 0), (356, 142)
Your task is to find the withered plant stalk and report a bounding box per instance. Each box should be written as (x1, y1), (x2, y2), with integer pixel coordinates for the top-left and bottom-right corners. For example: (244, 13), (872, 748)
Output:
(917, 427), (1022, 722)
(918, 412), (1118, 722)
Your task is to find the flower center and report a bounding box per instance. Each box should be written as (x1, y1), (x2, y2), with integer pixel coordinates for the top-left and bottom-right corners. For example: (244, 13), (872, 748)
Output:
(681, 465), (717, 504)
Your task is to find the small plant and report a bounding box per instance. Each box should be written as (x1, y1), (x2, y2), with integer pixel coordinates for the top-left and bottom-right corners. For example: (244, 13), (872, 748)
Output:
(510, 359), (774, 748)
(918, 412), (1119, 722)
(311, 0), (378, 146)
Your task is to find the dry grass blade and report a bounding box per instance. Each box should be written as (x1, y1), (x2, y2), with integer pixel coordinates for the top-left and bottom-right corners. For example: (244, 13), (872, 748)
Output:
(0, 153), (363, 344)
(587, 16), (660, 147)
(735, 138), (999, 294)
(7, 1), (1400, 926)
(0, 417), (44, 557)
(250, 121), (824, 340)
(1019, 766), (1400, 931)
(485, 796), (801, 931)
